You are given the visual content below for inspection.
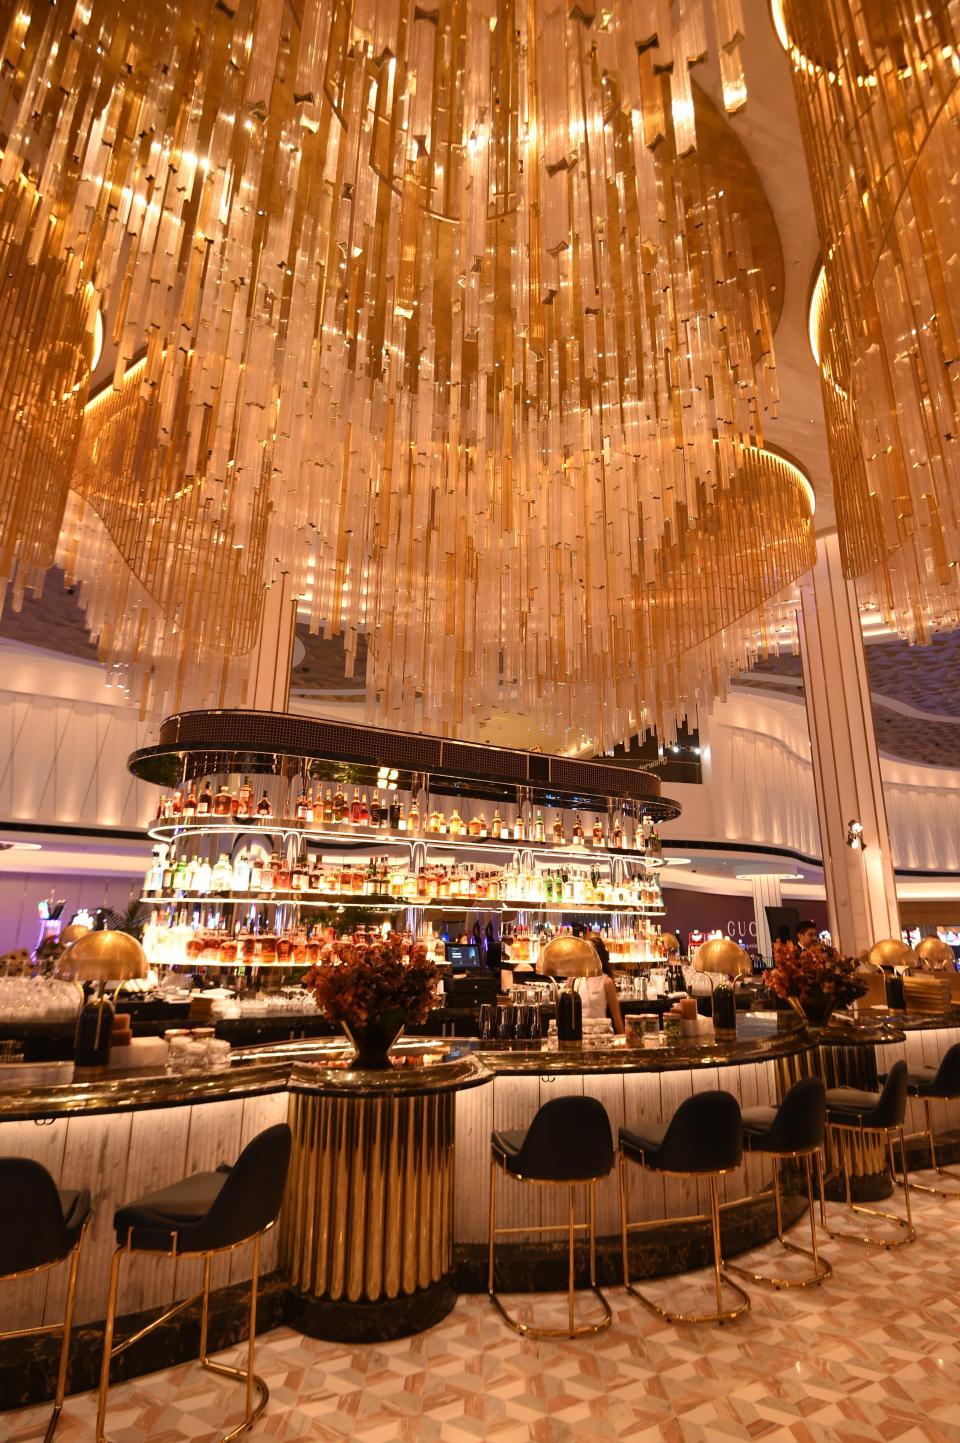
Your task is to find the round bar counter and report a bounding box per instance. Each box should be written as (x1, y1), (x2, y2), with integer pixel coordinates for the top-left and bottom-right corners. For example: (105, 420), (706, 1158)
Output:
(2, 1010), (959, 1406)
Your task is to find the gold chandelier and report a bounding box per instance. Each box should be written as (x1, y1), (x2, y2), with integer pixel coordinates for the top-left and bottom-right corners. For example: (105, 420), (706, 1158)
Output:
(2, 0), (813, 747)
(780, 0), (960, 641)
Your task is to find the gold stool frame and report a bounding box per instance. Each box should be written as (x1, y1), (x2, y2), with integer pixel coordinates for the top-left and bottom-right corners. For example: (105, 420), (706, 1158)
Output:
(899, 1098), (960, 1199)
(0, 1220), (88, 1441)
(96, 1223), (272, 1443)
(487, 1154), (612, 1339)
(824, 1120), (915, 1247)
(618, 1152), (751, 1325)
(725, 1147), (832, 1289)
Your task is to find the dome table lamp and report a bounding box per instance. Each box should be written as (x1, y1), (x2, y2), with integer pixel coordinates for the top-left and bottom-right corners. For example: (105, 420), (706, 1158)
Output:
(867, 939), (919, 974)
(61, 932), (147, 1068)
(538, 935), (601, 1045)
(694, 939), (753, 1038)
(915, 936), (956, 971)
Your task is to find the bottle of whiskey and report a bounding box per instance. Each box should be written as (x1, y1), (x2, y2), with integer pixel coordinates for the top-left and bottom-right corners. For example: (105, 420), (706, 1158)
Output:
(369, 791), (382, 827)
(237, 778), (253, 817)
(492, 809), (503, 839)
(197, 780), (213, 816)
(514, 812), (525, 841)
(468, 813), (482, 838)
(534, 811), (545, 843)
(323, 788), (334, 824)
(170, 789), (184, 817)
(184, 784), (198, 818)
(397, 802), (407, 831)
(350, 788), (362, 824)
(572, 813), (584, 845)
(257, 791), (273, 818)
(449, 808), (463, 837)
(592, 817), (604, 846)
(389, 794), (401, 830)
(156, 795), (168, 821)
(407, 799), (420, 833)
(296, 784), (309, 821)
(214, 785), (232, 817)
(360, 792), (370, 825)
(612, 818), (623, 848)
(551, 815), (564, 846)
(304, 788), (315, 824)
(333, 785), (346, 822)
(232, 850), (251, 893)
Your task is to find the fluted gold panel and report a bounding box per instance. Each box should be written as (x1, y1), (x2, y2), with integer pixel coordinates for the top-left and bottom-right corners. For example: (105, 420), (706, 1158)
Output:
(282, 1090), (454, 1303)
(783, 0), (960, 641)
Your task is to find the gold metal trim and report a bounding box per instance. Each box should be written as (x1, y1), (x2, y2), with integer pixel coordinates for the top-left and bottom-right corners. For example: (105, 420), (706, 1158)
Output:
(724, 1147), (832, 1289)
(0, 1221), (88, 1442)
(898, 1098), (960, 1200)
(487, 1155), (612, 1340)
(823, 1122), (916, 1248)
(96, 1225), (272, 1443)
(618, 1153), (751, 1325)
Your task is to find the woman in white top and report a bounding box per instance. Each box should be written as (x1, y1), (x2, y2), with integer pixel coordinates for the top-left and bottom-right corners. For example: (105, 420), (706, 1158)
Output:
(573, 937), (624, 1033)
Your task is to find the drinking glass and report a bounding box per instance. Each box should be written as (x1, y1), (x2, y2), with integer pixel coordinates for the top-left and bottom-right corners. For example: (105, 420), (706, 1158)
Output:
(478, 1003), (494, 1041)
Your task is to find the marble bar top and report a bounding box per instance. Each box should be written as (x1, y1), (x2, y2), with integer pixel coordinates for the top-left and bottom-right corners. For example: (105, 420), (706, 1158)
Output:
(0, 1009), (955, 1121)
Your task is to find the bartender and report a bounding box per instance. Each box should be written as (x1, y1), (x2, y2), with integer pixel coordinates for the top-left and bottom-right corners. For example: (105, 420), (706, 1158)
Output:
(572, 932), (624, 1033)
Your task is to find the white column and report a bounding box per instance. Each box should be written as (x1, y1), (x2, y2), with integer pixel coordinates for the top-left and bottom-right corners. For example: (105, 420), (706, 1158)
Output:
(798, 533), (900, 955)
(747, 874), (783, 960)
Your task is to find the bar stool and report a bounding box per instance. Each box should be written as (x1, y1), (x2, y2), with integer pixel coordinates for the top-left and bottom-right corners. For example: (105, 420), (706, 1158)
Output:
(725, 1076), (832, 1289)
(824, 1059), (914, 1247)
(96, 1123), (292, 1443)
(488, 1095), (613, 1338)
(618, 1090), (750, 1325)
(0, 1159), (91, 1441)
(884, 1042), (960, 1197)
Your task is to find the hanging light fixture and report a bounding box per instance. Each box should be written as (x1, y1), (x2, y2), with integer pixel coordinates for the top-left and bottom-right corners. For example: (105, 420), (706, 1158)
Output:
(3, 0), (812, 747)
(781, 0), (960, 641)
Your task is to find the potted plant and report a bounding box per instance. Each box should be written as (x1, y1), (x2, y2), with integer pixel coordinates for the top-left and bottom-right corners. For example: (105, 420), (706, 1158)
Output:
(307, 931), (438, 1068)
(769, 939), (867, 1027)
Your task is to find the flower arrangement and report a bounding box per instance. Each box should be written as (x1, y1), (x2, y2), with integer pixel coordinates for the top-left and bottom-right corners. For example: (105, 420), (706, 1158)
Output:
(769, 940), (867, 1024)
(307, 931), (438, 1066)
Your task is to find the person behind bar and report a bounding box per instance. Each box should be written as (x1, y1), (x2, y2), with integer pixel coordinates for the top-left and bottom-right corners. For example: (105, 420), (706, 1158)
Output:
(795, 920), (820, 950)
(573, 932), (624, 1033)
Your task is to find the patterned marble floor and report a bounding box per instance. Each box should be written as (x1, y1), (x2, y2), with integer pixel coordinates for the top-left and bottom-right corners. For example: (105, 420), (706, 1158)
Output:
(6, 1188), (960, 1443)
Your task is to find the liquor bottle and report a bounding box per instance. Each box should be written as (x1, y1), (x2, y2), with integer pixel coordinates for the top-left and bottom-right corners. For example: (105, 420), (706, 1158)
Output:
(257, 791), (272, 818)
(214, 785), (232, 817)
(360, 792), (370, 825)
(237, 778), (252, 817)
(492, 808), (503, 839)
(448, 808), (461, 837)
(534, 811), (545, 843)
(197, 780), (213, 816)
(572, 813), (584, 845)
(184, 784), (198, 818)
(468, 814), (482, 838)
(592, 817), (604, 846)
(428, 807), (441, 835)
(407, 799), (420, 833)
(304, 789), (315, 824)
(369, 791), (382, 827)
(552, 815), (564, 846)
(211, 853), (232, 893)
(296, 784), (309, 821)
(389, 795), (401, 830)
(156, 795), (168, 821)
(612, 819), (623, 849)
(292, 854), (307, 892)
(479, 812), (488, 838)
(232, 850), (251, 893)
(514, 812), (525, 841)
(229, 789), (241, 818)
(333, 785), (346, 822)
(195, 855), (212, 894)
(171, 789), (184, 817)
(323, 788), (334, 824)
(161, 850), (176, 892)
(650, 827), (663, 858)
(350, 788), (362, 824)
(397, 802), (407, 831)
(249, 854), (263, 891)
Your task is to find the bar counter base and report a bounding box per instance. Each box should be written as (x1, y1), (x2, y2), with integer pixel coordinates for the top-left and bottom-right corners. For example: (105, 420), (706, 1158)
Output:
(287, 1276), (458, 1343)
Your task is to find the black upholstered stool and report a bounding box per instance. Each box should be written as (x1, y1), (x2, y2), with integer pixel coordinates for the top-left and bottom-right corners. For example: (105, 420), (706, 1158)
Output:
(0, 1159), (91, 1441)
(618, 1091), (750, 1325)
(883, 1043), (960, 1197)
(824, 1059), (914, 1247)
(488, 1096), (614, 1338)
(726, 1076), (831, 1289)
(96, 1123), (291, 1443)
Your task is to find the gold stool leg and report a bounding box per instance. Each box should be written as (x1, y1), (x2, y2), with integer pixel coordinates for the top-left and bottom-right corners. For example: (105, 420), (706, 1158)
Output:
(199, 1234), (268, 1442)
(725, 1152), (832, 1290)
(618, 1153), (631, 1288)
(567, 1186), (576, 1337)
(823, 1125), (916, 1247)
(40, 1239), (83, 1443)
(487, 1155), (497, 1296)
(899, 1099), (960, 1198)
(95, 1248), (123, 1443)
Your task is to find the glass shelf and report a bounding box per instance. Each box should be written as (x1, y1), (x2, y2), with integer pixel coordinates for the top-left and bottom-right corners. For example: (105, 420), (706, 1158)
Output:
(140, 894), (664, 916)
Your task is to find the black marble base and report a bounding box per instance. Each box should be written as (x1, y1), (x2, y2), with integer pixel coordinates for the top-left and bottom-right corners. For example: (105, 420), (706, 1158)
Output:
(459, 1187), (809, 1293)
(287, 1276), (458, 1343)
(0, 1274), (287, 1413)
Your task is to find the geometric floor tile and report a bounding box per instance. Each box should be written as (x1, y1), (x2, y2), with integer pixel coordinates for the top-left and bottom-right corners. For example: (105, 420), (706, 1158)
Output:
(6, 1188), (960, 1443)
